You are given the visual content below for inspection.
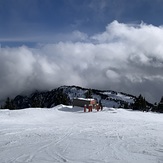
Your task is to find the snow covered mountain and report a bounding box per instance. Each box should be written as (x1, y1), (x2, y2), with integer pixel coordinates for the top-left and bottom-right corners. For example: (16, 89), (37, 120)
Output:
(5, 85), (136, 109)
(61, 85), (135, 108)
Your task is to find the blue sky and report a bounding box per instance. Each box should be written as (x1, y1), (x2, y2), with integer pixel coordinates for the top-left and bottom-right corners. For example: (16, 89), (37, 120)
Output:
(1, 0), (163, 45)
(1, 0), (163, 103)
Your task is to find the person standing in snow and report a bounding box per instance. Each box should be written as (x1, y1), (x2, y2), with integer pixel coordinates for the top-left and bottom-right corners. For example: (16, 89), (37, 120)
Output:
(99, 100), (103, 111)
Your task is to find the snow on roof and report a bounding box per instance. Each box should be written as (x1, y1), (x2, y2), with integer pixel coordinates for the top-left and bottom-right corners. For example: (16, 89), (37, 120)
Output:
(74, 98), (95, 101)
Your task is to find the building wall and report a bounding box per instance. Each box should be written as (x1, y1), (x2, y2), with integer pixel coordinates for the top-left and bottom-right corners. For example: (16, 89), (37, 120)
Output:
(73, 99), (96, 107)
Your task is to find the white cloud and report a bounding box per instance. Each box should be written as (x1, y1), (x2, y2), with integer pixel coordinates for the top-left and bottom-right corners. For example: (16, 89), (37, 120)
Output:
(1, 21), (163, 103)
(72, 30), (88, 41)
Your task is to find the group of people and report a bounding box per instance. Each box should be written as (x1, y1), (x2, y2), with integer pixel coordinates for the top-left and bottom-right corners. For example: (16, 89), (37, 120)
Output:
(84, 100), (103, 112)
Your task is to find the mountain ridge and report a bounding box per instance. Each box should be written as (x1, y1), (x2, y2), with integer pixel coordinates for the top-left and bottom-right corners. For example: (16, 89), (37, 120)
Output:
(1, 85), (155, 111)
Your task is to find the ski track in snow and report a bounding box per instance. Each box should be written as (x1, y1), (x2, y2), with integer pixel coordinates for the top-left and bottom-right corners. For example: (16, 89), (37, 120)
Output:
(0, 107), (162, 163)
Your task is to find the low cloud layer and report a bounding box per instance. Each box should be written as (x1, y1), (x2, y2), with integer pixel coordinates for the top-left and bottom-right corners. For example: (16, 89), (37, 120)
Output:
(1, 21), (163, 103)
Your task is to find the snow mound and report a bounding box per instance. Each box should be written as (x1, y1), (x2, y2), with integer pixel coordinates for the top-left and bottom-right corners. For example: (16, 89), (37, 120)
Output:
(102, 107), (117, 113)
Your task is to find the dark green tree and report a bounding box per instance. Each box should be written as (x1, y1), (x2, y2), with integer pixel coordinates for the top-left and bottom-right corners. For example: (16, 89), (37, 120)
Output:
(3, 97), (16, 109)
(142, 97), (147, 111)
(85, 89), (92, 98)
(124, 102), (129, 109)
(53, 91), (71, 106)
(151, 102), (158, 112)
(157, 96), (163, 113)
(31, 98), (42, 108)
(133, 94), (146, 111)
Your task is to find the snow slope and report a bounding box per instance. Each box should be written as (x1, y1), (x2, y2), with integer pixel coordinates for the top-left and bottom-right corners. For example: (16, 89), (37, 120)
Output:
(0, 106), (162, 163)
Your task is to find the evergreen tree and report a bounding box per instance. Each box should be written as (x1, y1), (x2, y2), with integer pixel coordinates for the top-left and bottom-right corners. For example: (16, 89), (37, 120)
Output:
(157, 96), (163, 113)
(124, 102), (129, 109)
(53, 91), (71, 106)
(142, 97), (147, 111)
(151, 102), (158, 112)
(3, 97), (16, 109)
(133, 94), (147, 111)
(85, 89), (92, 98)
(31, 98), (42, 108)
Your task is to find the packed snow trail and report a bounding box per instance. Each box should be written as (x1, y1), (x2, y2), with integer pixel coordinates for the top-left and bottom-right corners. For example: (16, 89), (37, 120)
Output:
(0, 106), (162, 163)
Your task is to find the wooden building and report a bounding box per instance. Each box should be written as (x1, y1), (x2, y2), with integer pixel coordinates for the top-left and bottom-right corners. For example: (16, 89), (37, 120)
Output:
(73, 98), (97, 108)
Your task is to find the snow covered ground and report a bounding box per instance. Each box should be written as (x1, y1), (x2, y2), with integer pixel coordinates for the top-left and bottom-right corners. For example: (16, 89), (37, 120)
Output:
(0, 106), (162, 163)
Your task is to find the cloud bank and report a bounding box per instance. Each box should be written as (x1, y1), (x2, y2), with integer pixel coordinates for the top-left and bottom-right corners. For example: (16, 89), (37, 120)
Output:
(1, 21), (163, 103)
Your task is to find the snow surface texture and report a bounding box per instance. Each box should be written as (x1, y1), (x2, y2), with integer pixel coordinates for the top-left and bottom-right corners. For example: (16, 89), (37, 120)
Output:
(0, 106), (162, 163)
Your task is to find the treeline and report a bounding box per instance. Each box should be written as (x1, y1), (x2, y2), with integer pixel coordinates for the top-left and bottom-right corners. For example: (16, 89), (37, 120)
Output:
(0, 86), (163, 113)
(131, 94), (163, 113)
(1, 97), (16, 110)
(1, 89), (71, 110)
